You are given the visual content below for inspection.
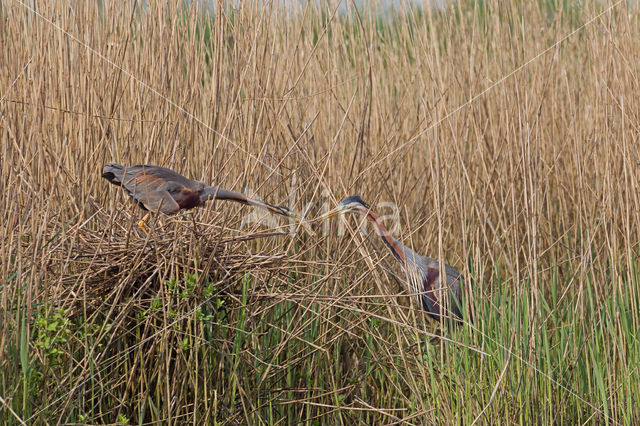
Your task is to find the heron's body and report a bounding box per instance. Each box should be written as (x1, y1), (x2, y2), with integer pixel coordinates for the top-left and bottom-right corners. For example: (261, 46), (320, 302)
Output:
(102, 164), (299, 232)
(316, 195), (464, 322)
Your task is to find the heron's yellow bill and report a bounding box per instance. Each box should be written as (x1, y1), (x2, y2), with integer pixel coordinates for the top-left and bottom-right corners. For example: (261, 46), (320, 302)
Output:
(309, 206), (345, 223)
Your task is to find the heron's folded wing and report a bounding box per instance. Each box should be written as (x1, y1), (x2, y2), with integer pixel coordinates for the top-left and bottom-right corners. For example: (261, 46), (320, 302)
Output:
(116, 169), (179, 215)
(132, 188), (180, 215)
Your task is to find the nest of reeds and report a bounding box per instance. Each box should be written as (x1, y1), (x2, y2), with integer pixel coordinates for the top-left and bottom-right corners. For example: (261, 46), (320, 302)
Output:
(42, 200), (304, 317)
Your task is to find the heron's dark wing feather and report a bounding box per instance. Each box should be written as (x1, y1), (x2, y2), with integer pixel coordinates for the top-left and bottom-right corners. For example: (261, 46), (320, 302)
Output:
(134, 189), (181, 214)
(122, 169), (184, 214)
(135, 165), (204, 191)
(104, 164), (202, 190)
(103, 164), (183, 214)
(418, 266), (441, 319)
(417, 260), (463, 321)
(444, 265), (464, 320)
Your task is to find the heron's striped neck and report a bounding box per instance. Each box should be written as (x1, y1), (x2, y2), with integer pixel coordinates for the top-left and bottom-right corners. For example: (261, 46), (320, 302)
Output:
(355, 205), (407, 264)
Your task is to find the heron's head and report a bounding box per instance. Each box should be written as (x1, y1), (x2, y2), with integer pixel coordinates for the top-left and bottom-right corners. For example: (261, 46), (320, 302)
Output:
(312, 195), (370, 223)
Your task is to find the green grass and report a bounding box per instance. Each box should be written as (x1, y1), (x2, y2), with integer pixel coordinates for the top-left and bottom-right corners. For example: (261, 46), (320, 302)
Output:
(6, 256), (638, 423)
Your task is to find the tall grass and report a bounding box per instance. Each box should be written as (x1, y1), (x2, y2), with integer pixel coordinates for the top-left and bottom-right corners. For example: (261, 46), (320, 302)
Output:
(1, 0), (639, 423)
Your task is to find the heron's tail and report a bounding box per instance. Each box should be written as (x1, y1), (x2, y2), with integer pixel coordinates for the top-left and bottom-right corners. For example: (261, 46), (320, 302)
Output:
(102, 163), (125, 185)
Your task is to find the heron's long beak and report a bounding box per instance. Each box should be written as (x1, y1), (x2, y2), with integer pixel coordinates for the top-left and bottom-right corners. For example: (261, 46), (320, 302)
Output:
(309, 205), (345, 223)
(290, 212), (314, 234)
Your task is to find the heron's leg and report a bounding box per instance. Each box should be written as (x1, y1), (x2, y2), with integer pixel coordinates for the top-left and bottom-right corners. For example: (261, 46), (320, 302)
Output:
(137, 212), (150, 235)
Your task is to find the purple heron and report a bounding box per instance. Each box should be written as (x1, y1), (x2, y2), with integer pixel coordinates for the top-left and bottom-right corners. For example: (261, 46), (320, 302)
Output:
(102, 163), (304, 234)
(314, 195), (464, 322)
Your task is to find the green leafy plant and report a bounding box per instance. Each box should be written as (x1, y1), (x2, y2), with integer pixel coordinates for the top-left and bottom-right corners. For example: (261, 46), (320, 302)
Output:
(34, 308), (71, 365)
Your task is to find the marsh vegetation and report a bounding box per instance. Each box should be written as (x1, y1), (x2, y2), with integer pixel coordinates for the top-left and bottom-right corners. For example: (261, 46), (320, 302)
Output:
(1, 1), (639, 423)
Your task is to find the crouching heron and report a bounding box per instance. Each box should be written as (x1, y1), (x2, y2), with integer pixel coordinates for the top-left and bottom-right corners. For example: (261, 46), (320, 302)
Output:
(102, 163), (306, 234)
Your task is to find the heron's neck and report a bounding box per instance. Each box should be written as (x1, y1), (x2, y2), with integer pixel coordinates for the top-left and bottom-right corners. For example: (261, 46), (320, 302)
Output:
(201, 186), (248, 203)
(201, 186), (290, 217)
(360, 208), (407, 264)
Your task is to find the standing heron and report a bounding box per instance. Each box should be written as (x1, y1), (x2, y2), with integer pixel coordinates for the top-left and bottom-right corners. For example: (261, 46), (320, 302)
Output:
(313, 195), (465, 322)
(102, 163), (306, 234)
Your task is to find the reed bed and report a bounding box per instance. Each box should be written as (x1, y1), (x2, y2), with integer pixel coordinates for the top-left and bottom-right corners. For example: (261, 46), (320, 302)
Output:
(1, 0), (639, 424)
